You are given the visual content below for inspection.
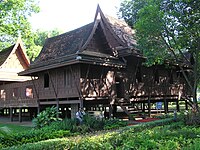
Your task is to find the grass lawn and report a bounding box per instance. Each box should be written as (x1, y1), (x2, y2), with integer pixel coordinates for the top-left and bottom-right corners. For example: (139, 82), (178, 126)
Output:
(0, 123), (32, 134)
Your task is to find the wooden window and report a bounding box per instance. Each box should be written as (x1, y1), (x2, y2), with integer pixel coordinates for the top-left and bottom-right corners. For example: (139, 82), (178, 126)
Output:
(44, 73), (49, 88)
(26, 86), (33, 98)
(0, 89), (6, 100)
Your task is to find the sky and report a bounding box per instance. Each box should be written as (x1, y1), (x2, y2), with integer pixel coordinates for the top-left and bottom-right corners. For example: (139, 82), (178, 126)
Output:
(29, 0), (122, 32)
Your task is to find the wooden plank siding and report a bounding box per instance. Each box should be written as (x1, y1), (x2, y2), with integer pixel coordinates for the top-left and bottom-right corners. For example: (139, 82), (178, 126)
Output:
(35, 65), (80, 100)
(79, 62), (188, 100)
(126, 65), (187, 100)
(0, 65), (81, 107)
(0, 80), (37, 108)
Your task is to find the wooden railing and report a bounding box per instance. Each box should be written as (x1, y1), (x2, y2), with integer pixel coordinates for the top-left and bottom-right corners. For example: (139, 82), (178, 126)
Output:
(0, 98), (38, 108)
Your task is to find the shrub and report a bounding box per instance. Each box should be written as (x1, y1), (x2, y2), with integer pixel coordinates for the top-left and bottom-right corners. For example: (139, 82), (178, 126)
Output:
(5, 118), (190, 150)
(32, 106), (62, 128)
(83, 114), (105, 131)
(178, 110), (200, 125)
(0, 124), (71, 148)
(104, 119), (127, 130)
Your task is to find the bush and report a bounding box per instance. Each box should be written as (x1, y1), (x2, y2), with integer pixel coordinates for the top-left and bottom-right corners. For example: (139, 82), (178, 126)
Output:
(5, 118), (191, 150)
(104, 119), (127, 130)
(0, 123), (71, 148)
(32, 106), (62, 129)
(83, 114), (105, 131)
(178, 110), (200, 125)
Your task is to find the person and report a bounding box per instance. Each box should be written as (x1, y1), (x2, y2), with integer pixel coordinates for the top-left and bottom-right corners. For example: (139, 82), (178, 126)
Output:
(76, 108), (85, 125)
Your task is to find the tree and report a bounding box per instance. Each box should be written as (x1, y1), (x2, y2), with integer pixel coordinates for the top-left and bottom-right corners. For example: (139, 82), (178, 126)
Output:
(119, 0), (200, 110)
(29, 29), (62, 61)
(0, 0), (40, 56)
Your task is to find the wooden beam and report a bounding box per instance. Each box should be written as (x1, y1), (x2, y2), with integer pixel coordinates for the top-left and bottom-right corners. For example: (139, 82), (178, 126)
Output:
(164, 99), (168, 114)
(185, 100), (188, 110)
(19, 107), (22, 122)
(31, 75), (40, 114)
(10, 107), (13, 122)
(47, 70), (59, 118)
(40, 100), (81, 105)
(176, 100), (180, 111)
(70, 66), (83, 108)
(147, 98), (151, 117)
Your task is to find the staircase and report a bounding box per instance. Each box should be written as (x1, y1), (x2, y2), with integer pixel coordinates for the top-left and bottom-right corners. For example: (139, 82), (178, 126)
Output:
(115, 98), (143, 118)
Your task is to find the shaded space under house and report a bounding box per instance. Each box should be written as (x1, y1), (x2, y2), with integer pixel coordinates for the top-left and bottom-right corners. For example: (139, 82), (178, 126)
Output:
(0, 6), (193, 122)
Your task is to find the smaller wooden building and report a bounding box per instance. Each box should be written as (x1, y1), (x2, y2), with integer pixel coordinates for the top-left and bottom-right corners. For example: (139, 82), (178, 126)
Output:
(0, 38), (38, 122)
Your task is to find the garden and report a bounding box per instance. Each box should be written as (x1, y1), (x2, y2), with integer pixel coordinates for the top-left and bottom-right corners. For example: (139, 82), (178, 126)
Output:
(0, 106), (200, 150)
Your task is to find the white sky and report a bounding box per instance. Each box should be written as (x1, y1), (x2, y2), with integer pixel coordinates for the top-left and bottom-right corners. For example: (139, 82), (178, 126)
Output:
(29, 0), (122, 32)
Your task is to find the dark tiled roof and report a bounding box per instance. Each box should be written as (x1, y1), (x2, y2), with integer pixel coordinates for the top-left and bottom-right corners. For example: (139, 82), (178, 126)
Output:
(105, 15), (137, 47)
(31, 22), (94, 67)
(28, 8), (143, 72)
(0, 45), (15, 66)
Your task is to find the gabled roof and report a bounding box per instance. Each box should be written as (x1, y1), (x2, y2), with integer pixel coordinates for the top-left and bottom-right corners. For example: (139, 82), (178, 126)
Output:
(0, 45), (15, 66)
(20, 5), (142, 75)
(0, 38), (30, 82)
(33, 22), (94, 67)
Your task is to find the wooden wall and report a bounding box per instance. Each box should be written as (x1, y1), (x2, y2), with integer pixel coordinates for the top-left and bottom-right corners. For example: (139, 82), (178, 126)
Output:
(36, 65), (80, 100)
(0, 80), (37, 107)
(125, 64), (188, 100)
(0, 64), (81, 108)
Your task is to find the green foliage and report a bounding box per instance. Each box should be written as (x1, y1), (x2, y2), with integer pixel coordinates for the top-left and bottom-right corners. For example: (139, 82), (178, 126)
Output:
(104, 119), (128, 130)
(0, 123), (32, 134)
(179, 110), (200, 125)
(32, 106), (62, 129)
(0, 123), (71, 148)
(120, 0), (200, 105)
(83, 114), (105, 131)
(0, 0), (62, 61)
(29, 29), (62, 60)
(0, 0), (40, 54)
(6, 118), (200, 150)
(0, 114), (129, 148)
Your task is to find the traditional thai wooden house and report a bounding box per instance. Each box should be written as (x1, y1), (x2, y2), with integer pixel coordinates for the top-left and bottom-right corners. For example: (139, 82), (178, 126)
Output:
(0, 6), (192, 121)
(0, 38), (38, 121)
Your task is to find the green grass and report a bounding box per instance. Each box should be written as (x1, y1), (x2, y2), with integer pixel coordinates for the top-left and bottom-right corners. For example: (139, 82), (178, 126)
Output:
(0, 123), (32, 134)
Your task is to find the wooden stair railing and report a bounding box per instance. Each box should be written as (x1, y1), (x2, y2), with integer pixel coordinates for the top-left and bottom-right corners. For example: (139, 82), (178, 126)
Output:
(115, 98), (131, 116)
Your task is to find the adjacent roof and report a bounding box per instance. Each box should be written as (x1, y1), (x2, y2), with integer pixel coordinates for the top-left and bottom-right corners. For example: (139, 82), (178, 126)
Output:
(20, 5), (143, 76)
(0, 38), (31, 82)
(0, 45), (15, 66)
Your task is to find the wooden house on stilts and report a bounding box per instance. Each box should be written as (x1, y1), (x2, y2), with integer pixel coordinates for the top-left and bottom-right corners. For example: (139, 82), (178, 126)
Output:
(0, 38), (38, 122)
(0, 6), (192, 121)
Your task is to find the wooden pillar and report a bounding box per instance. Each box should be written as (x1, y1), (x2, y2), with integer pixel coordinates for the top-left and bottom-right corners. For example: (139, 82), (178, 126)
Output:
(80, 99), (83, 108)
(31, 76), (40, 115)
(113, 105), (117, 118)
(71, 104), (79, 119)
(10, 107), (13, 122)
(37, 105), (40, 114)
(56, 98), (59, 118)
(109, 104), (113, 119)
(148, 99), (151, 117)
(185, 100), (188, 110)
(164, 99), (168, 114)
(142, 102), (146, 112)
(176, 100), (180, 112)
(19, 107), (22, 122)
